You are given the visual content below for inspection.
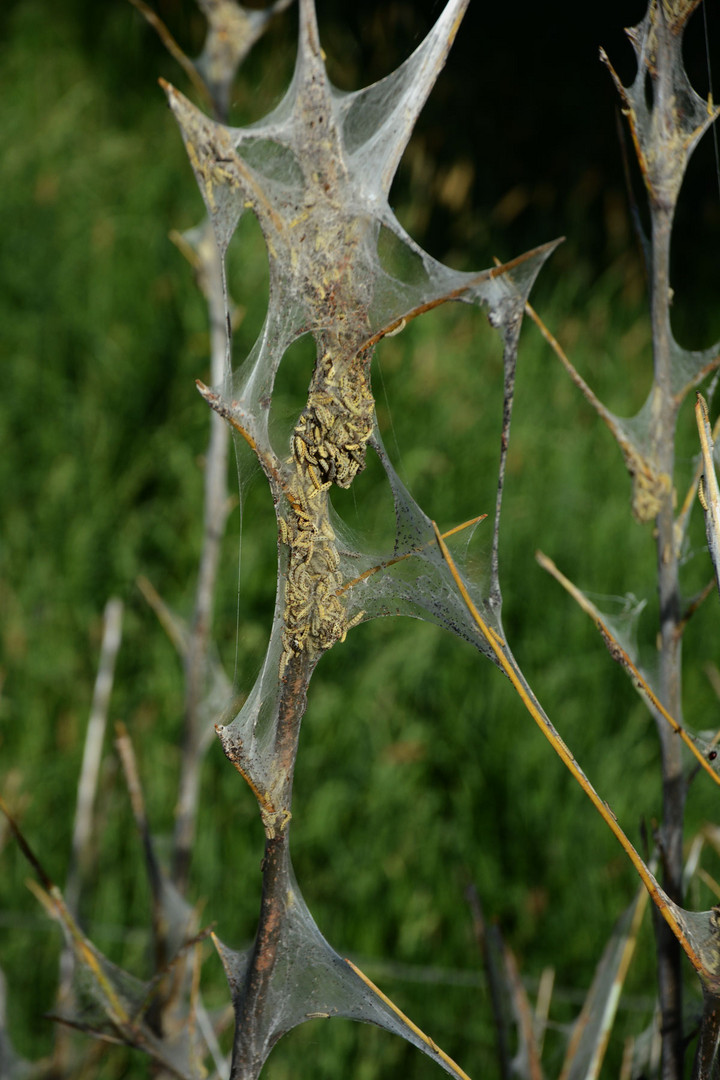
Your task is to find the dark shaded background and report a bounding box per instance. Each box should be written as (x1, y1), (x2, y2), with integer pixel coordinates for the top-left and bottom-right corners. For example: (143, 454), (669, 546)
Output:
(6, 0), (719, 286)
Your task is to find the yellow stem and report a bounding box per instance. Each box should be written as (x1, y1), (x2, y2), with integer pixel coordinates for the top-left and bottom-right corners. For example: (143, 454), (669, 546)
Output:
(345, 958), (473, 1080)
(536, 550), (720, 786)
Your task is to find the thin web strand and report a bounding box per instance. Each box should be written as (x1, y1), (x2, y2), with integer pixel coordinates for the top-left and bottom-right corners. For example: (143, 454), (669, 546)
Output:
(702, 2), (720, 203)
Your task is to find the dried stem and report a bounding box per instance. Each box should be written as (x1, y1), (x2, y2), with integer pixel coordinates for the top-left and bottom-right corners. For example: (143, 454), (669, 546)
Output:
(695, 394), (720, 599)
(466, 884), (513, 1080)
(56, 597), (123, 1069)
(345, 959), (474, 1080)
(66, 597), (124, 914)
(648, 102), (685, 1080)
(172, 223), (232, 893)
(432, 523), (719, 985)
(129, 0), (212, 106)
(536, 551), (720, 787)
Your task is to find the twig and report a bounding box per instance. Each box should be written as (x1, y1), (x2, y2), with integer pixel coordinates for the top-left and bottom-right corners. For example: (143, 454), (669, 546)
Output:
(345, 958), (473, 1080)
(524, 300), (669, 524)
(675, 410), (720, 551)
(337, 515), (486, 595)
(695, 394), (720, 600)
(128, 0), (212, 106)
(137, 575), (189, 656)
(65, 598), (124, 916)
(502, 947), (544, 1080)
(114, 722), (164, 924)
(535, 551), (720, 788)
(558, 888), (648, 1080)
(54, 599), (124, 1068)
(430, 523), (706, 979)
(466, 884), (512, 1080)
(534, 969), (554, 1063)
(173, 221), (232, 893)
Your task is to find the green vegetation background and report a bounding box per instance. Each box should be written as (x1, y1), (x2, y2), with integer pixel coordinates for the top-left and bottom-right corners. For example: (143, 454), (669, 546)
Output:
(1, 1), (720, 1076)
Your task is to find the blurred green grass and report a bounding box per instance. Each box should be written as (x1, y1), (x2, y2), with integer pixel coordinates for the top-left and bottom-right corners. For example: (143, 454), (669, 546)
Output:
(2, 2), (720, 1078)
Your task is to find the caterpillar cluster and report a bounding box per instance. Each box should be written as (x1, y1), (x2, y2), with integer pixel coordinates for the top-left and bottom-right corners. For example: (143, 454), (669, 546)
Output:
(278, 352), (372, 677)
(291, 353), (375, 490)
